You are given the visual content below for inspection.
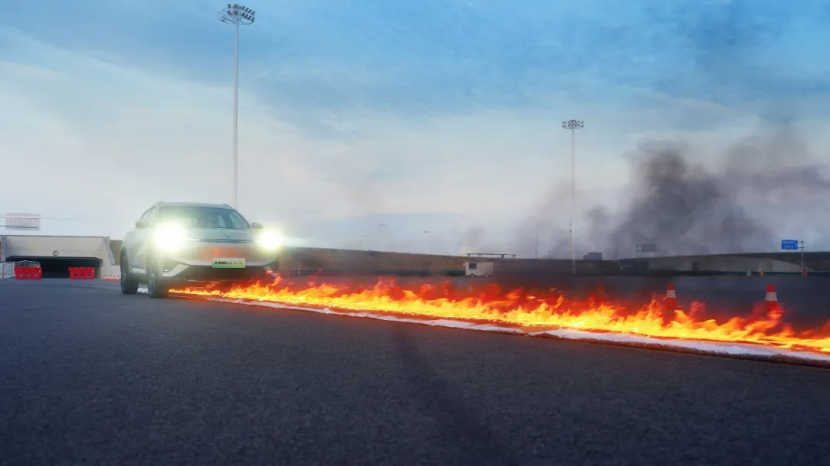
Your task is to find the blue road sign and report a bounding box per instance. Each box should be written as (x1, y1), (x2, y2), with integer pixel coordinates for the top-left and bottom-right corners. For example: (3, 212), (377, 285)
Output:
(781, 239), (799, 251)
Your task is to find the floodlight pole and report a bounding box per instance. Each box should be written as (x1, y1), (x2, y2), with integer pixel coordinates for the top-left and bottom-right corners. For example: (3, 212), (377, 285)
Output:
(219, 4), (256, 208)
(561, 119), (584, 275)
(233, 18), (238, 209)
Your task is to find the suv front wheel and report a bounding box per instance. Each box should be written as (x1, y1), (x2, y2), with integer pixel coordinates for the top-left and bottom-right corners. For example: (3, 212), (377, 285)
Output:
(147, 257), (170, 299)
(120, 254), (139, 295)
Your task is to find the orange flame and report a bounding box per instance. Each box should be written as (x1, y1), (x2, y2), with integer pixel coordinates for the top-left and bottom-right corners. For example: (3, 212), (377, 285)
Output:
(170, 277), (830, 355)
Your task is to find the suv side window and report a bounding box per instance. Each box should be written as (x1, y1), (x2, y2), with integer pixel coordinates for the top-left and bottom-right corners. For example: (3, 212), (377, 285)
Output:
(145, 207), (157, 226)
(137, 207), (154, 225)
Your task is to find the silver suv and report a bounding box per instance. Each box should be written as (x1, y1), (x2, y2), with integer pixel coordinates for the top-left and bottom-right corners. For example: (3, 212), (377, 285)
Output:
(120, 202), (283, 298)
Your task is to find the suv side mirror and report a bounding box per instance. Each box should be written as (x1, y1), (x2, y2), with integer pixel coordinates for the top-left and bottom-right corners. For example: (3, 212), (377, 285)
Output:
(251, 222), (263, 229)
(136, 220), (149, 229)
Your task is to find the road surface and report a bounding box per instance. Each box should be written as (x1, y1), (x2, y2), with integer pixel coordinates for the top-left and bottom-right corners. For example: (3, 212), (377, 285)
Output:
(1, 280), (828, 465)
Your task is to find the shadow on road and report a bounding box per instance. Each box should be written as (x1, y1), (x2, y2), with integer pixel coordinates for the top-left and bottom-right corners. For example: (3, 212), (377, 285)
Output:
(392, 325), (521, 465)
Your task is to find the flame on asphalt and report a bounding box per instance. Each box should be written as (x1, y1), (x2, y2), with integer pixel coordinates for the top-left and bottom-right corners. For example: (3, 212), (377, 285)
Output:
(169, 277), (830, 356)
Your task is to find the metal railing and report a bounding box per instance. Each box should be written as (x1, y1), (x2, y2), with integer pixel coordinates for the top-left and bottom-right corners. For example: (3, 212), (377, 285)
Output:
(0, 261), (15, 279)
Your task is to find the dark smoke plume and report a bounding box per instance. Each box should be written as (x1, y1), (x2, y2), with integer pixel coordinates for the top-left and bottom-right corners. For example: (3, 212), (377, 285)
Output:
(608, 139), (771, 256)
(517, 123), (830, 258)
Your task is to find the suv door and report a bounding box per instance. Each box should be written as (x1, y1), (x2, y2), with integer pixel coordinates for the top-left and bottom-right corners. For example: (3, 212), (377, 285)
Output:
(123, 208), (147, 269)
(133, 207), (157, 273)
(123, 207), (155, 274)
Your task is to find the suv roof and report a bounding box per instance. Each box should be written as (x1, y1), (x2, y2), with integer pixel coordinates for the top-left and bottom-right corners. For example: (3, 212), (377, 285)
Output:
(154, 202), (234, 209)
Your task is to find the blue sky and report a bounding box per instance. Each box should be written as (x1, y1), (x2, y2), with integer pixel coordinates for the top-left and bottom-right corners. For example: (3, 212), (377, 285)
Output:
(7, 0), (829, 115)
(2, 0), (830, 256)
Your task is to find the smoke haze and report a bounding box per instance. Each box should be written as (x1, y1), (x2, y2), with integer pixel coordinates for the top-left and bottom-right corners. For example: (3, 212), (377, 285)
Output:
(517, 123), (830, 259)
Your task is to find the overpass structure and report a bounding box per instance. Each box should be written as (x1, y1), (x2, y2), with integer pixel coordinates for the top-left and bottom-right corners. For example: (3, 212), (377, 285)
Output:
(0, 235), (119, 278)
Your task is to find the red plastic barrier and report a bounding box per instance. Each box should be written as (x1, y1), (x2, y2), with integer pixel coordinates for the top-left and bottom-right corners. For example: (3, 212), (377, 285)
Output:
(69, 267), (96, 280)
(14, 266), (42, 280)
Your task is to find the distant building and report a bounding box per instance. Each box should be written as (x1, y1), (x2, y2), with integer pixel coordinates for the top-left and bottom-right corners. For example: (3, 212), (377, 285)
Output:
(464, 260), (494, 277)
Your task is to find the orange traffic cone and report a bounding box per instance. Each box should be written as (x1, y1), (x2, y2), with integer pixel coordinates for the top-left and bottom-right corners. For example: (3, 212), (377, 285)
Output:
(765, 284), (779, 312)
(664, 282), (677, 310)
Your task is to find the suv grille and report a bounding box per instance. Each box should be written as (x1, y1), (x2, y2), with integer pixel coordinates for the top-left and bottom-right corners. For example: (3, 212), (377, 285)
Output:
(179, 266), (268, 281)
(188, 238), (254, 243)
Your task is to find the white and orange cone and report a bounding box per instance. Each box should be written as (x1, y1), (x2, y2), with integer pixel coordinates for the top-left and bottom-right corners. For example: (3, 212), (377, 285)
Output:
(765, 284), (779, 312)
(664, 282), (678, 310)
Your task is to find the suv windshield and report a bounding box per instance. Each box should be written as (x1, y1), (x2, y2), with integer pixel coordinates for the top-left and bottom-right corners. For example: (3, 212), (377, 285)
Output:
(158, 206), (250, 230)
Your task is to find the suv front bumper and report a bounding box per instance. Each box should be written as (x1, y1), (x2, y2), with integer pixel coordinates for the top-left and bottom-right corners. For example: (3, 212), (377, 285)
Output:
(159, 261), (279, 286)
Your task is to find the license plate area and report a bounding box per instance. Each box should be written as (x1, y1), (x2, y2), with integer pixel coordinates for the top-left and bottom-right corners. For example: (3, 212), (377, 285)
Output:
(212, 258), (246, 269)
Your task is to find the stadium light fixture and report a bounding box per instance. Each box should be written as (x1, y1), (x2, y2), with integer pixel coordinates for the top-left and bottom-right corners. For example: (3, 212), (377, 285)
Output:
(218, 4), (256, 209)
(561, 119), (584, 275)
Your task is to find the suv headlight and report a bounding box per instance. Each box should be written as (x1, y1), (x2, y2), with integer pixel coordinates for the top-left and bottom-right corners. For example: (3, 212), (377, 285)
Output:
(257, 230), (284, 251)
(153, 222), (187, 252)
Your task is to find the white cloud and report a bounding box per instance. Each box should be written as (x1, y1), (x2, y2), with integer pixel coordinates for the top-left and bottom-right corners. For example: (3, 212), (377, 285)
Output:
(0, 32), (612, 234)
(3, 29), (830, 256)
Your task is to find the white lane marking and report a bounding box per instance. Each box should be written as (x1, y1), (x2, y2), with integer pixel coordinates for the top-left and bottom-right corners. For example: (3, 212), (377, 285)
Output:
(175, 295), (830, 366)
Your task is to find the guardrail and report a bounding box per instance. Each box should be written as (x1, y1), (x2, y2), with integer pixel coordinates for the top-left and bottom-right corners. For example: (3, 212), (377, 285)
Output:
(0, 261), (14, 279)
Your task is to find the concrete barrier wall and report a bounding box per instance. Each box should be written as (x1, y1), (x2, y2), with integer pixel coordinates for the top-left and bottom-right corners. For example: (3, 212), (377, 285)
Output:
(277, 247), (466, 274)
(644, 256), (803, 273)
(274, 248), (825, 275)
(103, 242), (830, 273)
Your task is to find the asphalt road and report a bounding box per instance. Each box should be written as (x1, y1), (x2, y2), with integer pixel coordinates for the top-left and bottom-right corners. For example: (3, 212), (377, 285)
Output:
(2, 280), (829, 465)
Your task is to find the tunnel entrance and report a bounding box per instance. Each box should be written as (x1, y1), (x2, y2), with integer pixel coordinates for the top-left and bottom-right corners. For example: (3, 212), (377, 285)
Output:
(6, 257), (102, 279)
